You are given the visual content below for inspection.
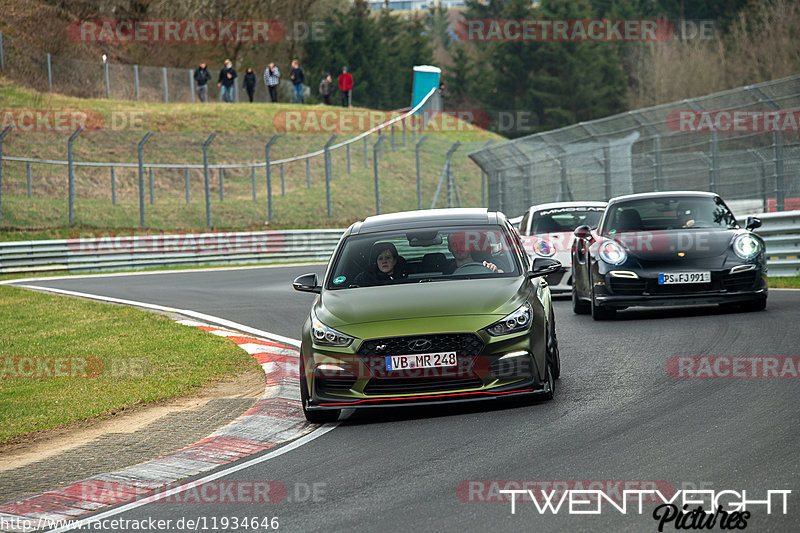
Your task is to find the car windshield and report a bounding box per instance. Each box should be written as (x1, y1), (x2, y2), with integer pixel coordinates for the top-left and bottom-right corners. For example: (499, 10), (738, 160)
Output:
(603, 196), (737, 233)
(326, 225), (521, 289)
(531, 207), (604, 233)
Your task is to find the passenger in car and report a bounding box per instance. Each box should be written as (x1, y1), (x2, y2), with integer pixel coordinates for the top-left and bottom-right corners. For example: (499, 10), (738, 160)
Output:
(354, 242), (408, 285)
(445, 231), (499, 273)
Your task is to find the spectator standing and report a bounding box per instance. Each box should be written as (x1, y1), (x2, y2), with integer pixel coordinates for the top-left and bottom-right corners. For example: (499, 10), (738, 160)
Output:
(243, 67), (256, 102)
(289, 59), (305, 104)
(194, 62), (211, 103)
(217, 59), (237, 103)
(263, 62), (280, 102)
(338, 66), (353, 107)
(319, 72), (335, 105)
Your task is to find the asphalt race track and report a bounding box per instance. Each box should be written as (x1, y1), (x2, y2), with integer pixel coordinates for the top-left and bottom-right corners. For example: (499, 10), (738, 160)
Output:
(12, 266), (800, 532)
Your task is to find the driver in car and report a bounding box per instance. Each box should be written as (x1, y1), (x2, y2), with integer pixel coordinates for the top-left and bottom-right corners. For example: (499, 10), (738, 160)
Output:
(446, 230), (500, 273)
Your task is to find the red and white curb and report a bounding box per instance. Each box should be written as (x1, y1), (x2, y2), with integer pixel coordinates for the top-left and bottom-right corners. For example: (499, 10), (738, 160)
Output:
(0, 321), (311, 532)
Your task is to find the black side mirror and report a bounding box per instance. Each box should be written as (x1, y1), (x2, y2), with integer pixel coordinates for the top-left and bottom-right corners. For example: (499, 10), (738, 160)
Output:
(574, 225), (592, 240)
(527, 258), (562, 279)
(292, 273), (321, 293)
(745, 216), (761, 231)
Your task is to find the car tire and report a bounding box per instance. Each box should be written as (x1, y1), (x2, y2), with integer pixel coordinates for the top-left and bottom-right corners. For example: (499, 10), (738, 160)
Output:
(590, 289), (616, 321)
(741, 297), (767, 312)
(300, 359), (341, 424)
(543, 360), (555, 401)
(548, 311), (561, 379)
(572, 286), (590, 315)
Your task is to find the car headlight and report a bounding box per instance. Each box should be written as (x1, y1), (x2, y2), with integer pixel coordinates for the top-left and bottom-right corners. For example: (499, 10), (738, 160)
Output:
(487, 303), (532, 337)
(311, 312), (354, 347)
(733, 234), (761, 259)
(598, 240), (627, 265)
(534, 238), (555, 257)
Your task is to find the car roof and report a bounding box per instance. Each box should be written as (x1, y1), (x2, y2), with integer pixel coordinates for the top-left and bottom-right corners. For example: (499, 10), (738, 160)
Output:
(528, 201), (607, 213)
(608, 191), (718, 205)
(350, 208), (502, 235)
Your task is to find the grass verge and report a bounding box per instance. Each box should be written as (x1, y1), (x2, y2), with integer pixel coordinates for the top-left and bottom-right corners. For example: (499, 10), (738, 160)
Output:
(768, 275), (800, 288)
(0, 285), (260, 444)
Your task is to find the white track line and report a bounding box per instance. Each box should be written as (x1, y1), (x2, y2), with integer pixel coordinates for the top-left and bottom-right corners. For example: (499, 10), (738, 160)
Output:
(11, 284), (301, 348)
(47, 424), (339, 533)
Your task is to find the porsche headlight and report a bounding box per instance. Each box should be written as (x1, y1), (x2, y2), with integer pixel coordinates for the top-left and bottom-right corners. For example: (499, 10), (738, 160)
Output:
(733, 234), (761, 259)
(311, 312), (353, 347)
(487, 303), (532, 337)
(534, 238), (555, 257)
(598, 240), (627, 265)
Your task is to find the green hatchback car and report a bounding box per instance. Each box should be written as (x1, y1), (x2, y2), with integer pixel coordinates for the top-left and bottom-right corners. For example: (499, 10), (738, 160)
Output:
(292, 208), (562, 423)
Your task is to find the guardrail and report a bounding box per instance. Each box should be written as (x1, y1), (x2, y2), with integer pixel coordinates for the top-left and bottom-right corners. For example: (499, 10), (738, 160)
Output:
(0, 229), (344, 274)
(1, 212), (798, 275)
(749, 210), (800, 277)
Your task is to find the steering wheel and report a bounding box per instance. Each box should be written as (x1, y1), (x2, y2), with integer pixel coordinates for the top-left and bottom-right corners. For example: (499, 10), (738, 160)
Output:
(453, 262), (492, 275)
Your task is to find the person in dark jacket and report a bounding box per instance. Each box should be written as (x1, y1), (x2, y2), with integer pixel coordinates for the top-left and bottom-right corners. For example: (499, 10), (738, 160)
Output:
(243, 67), (257, 102)
(319, 72), (335, 105)
(289, 59), (305, 104)
(354, 242), (408, 286)
(194, 62), (211, 103)
(217, 59), (237, 103)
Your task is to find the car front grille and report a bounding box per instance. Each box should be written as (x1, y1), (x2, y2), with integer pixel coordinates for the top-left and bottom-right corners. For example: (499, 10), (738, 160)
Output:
(608, 277), (647, 296)
(357, 333), (485, 358)
(317, 377), (358, 392)
(363, 377), (483, 395)
(723, 270), (758, 292)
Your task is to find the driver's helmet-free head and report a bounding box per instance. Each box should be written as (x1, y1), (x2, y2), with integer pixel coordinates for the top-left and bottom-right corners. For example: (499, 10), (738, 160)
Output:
(448, 230), (487, 254)
(369, 241), (399, 265)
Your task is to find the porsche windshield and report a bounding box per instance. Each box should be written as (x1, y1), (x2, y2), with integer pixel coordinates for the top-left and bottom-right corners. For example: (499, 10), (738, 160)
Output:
(532, 207), (604, 233)
(603, 196), (737, 233)
(326, 226), (521, 289)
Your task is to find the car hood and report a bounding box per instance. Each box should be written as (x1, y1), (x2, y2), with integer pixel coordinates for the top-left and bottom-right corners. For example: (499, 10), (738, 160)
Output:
(316, 277), (528, 330)
(609, 229), (735, 262)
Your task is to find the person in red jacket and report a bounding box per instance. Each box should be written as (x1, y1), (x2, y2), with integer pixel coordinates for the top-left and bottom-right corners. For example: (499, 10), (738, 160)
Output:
(338, 66), (353, 108)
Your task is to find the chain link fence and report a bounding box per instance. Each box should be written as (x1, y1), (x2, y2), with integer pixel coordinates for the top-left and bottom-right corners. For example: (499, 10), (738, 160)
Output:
(0, 31), (304, 103)
(469, 74), (800, 218)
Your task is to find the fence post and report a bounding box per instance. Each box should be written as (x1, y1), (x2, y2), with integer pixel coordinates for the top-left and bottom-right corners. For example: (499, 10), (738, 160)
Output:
(219, 168), (224, 202)
(189, 69), (195, 103)
(67, 127), (83, 224)
(709, 131), (719, 194)
(748, 150), (768, 212)
(431, 142), (460, 209)
(27, 162), (32, 198)
(373, 135), (384, 215)
(363, 136), (368, 168)
(137, 132), (153, 227)
(251, 166), (256, 200)
(324, 135), (337, 218)
(265, 134), (279, 222)
(47, 53), (53, 91)
(110, 167), (116, 205)
(390, 123), (395, 152)
(162, 67), (169, 103)
(603, 145), (612, 200)
(202, 133), (217, 228)
(481, 140), (493, 208)
(653, 134), (663, 191)
(280, 164), (285, 196)
(0, 32), (4, 73)
(104, 61), (109, 98)
(774, 131), (785, 212)
(402, 118), (407, 147)
(306, 157), (311, 188)
(0, 126), (13, 226)
(133, 65), (139, 100)
(185, 168), (191, 203)
(415, 135), (428, 210)
(346, 143), (351, 174)
(147, 167), (154, 204)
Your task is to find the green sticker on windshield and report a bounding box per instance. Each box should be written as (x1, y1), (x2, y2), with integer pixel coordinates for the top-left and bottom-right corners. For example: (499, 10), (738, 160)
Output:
(333, 276), (346, 284)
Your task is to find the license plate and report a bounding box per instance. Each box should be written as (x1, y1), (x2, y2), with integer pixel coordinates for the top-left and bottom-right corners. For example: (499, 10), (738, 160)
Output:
(658, 272), (711, 284)
(385, 352), (457, 371)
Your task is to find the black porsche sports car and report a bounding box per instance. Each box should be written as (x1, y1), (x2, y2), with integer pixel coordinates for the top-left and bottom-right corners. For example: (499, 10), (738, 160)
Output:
(571, 191), (767, 320)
